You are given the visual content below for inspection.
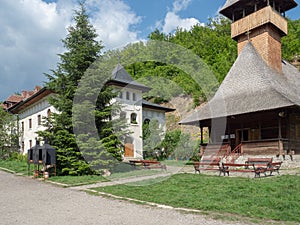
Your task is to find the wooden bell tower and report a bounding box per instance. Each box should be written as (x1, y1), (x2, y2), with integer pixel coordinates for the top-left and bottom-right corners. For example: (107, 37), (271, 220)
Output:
(220, 0), (298, 73)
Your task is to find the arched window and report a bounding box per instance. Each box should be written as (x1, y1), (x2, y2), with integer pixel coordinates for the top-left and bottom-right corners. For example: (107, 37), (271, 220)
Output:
(143, 118), (150, 125)
(130, 113), (137, 124)
(47, 109), (51, 118)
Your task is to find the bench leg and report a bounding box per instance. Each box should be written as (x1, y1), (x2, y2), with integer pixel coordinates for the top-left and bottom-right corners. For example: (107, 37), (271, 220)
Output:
(254, 171), (260, 178)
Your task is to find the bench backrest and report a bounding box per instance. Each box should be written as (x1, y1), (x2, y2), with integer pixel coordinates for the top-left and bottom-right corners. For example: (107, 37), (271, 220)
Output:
(246, 158), (272, 164)
(201, 157), (220, 164)
(222, 163), (252, 167)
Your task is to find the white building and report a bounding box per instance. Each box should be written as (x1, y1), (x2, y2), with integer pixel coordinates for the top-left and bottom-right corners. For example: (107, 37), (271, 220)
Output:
(7, 64), (174, 159)
(8, 88), (58, 152)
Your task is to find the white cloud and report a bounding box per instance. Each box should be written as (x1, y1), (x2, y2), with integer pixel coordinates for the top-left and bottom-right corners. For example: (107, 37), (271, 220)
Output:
(173, 0), (192, 13)
(162, 12), (200, 34)
(0, 0), (141, 100)
(161, 0), (202, 34)
(0, 0), (71, 100)
(86, 0), (141, 49)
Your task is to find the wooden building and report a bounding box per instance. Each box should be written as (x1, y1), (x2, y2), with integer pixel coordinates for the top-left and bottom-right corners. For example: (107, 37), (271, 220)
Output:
(180, 0), (300, 157)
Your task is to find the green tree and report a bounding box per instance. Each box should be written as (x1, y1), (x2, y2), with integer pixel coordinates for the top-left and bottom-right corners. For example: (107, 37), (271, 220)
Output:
(0, 107), (19, 159)
(142, 119), (164, 159)
(282, 19), (300, 62)
(39, 2), (112, 175)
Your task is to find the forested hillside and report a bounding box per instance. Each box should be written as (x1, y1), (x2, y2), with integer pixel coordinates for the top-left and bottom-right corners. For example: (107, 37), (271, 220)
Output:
(121, 17), (300, 107)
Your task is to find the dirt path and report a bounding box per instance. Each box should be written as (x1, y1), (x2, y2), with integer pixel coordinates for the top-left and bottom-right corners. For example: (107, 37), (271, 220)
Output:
(0, 170), (247, 225)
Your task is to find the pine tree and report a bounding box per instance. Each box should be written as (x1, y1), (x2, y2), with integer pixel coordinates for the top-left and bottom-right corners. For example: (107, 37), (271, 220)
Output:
(39, 2), (105, 175)
(0, 107), (19, 159)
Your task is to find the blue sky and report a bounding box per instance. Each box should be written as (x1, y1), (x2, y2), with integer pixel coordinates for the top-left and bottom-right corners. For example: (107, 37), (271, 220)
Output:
(1, 0), (299, 100)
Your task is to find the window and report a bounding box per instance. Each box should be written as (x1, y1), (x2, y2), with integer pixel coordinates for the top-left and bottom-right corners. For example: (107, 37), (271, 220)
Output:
(126, 91), (130, 100)
(119, 91), (123, 99)
(47, 109), (51, 118)
(132, 93), (136, 101)
(130, 113), (137, 124)
(143, 119), (150, 125)
(21, 142), (24, 151)
(21, 122), (24, 132)
(29, 140), (32, 149)
(37, 115), (41, 126)
(29, 119), (32, 129)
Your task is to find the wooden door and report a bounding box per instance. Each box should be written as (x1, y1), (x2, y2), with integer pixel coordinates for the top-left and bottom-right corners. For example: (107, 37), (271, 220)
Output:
(124, 143), (134, 157)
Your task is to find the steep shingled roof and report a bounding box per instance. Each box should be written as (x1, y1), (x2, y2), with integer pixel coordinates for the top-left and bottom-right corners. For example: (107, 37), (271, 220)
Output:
(109, 64), (151, 92)
(142, 100), (175, 112)
(180, 42), (300, 124)
(220, 0), (298, 19)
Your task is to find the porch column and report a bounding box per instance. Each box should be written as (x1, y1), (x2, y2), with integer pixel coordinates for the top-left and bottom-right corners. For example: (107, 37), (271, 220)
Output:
(199, 121), (203, 145)
(278, 117), (282, 139)
(227, 118), (230, 144)
(258, 121), (262, 140)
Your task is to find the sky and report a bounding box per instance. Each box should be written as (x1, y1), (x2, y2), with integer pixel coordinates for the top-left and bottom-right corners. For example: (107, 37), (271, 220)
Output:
(1, 0), (299, 101)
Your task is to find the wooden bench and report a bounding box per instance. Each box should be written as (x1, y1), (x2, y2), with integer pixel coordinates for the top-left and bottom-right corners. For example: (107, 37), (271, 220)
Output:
(245, 158), (273, 177)
(245, 157), (273, 166)
(129, 160), (167, 170)
(220, 163), (255, 176)
(142, 160), (167, 170)
(194, 158), (221, 174)
(266, 161), (283, 176)
(221, 161), (282, 178)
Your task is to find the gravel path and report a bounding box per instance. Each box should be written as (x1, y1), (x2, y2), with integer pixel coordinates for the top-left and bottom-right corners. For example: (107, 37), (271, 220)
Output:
(0, 170), (246, 225)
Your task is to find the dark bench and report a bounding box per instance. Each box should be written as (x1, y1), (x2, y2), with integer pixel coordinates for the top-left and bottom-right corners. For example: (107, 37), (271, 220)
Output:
(220, 163), (255, 176)
(245, 158), (274, 177)
(221, 158), (282, 178)
(266, 161), (283, 175)
(129, 160), (167, 170)
(194, 158), (221, 174)
(245, 157), (273, 166)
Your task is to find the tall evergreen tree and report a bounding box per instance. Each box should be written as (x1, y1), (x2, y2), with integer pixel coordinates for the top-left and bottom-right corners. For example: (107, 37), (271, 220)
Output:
(39, 2), (108, 175)
(0, 107), (19, 159)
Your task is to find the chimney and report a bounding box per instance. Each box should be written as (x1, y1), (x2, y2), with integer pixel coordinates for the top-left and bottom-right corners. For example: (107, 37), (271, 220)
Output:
(220, 0), (298, 73)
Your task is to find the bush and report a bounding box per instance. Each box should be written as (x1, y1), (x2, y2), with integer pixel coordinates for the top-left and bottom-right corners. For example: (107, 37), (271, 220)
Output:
(9, 152), (27, 162)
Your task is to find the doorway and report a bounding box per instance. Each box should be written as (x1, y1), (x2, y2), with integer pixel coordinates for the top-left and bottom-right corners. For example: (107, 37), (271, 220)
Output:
(124, 137), (134, 157)
(235, 129), (249, 147)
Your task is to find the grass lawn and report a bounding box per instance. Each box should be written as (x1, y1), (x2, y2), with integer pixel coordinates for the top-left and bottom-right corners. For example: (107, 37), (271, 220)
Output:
(47, 175), (107, 186)
(0, 160), (28, 174)
(92, 173), (300, 223)
(0, 159), (165, 186)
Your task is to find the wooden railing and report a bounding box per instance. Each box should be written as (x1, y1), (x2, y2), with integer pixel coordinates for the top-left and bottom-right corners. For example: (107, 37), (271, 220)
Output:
(226, 143), (242, 163)
(200, 143), (231, 161)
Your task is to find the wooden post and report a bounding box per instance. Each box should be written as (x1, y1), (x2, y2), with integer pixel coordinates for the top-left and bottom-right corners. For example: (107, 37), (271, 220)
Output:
(208, 126), (211, 143)
(258, 121), (262, 140)
(278, 117), (282, 139)
(227, 118), (230, 145)
(200, 126), (204, 145)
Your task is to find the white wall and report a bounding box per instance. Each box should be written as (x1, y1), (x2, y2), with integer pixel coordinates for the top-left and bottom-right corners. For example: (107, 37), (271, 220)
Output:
(18, 96), (57, 154)
(115, 87), (143, 158)
(142, 109), (167, 133)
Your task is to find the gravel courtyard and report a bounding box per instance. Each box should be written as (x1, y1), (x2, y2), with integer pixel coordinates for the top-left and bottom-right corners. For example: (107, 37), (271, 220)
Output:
(0, 170), (248, 225)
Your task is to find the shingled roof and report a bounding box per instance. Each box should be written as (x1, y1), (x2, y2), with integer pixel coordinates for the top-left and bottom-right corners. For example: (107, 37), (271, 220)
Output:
(142, 100), (175, 112)
(108, 63), (151, 92)
(180, 42), (300, 124)
(220, 0), (298, 19)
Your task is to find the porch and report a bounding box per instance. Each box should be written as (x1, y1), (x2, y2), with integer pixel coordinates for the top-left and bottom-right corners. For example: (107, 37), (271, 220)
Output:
(198, 108), (300, 157)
